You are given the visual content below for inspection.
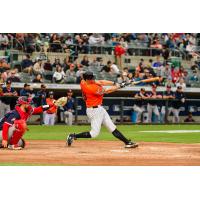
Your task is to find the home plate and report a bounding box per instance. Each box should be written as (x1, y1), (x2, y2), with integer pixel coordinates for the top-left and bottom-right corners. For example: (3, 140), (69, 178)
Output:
(140, 130), (200, 133)
(110, 149), (130, 153)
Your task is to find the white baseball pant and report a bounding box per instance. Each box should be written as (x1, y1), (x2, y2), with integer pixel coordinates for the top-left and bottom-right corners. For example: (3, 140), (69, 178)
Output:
(147, 103), (160, 123)
(0, 101), (10, 119)
(0, 126), (24, 146)
(172, 108), (180, 123)
(161, 106), (173, 122)
(44, 112), (56, 125)
(86, 106), (116, 138)
(133, 105), (145, 122)
(64, 111), (73, 126)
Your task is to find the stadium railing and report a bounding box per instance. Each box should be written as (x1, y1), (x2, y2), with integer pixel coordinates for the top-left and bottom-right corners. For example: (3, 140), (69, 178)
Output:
(0, 96), (199, 124)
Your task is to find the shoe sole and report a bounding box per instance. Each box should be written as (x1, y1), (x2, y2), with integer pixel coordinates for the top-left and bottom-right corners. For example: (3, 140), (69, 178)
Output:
(125, 143), (139, 148)
(7, 146), (23, 150)
(67, 135), (73, 146)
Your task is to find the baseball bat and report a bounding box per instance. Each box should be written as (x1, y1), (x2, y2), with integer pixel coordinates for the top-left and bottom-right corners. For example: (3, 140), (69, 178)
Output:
(127, 77), (160, 86)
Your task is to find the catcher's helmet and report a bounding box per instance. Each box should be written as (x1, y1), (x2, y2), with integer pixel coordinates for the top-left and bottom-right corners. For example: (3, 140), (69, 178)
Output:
(83, 71), (95, 80)
(16, 96), (32, 105)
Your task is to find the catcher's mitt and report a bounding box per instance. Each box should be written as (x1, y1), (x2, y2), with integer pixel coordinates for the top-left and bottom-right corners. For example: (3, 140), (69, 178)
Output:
(54, 97), (67, 107)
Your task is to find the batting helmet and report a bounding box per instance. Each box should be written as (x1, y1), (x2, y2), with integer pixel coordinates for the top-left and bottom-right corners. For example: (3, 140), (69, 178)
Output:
(16, 96), (32, 105)
(83, 71), (95, 80)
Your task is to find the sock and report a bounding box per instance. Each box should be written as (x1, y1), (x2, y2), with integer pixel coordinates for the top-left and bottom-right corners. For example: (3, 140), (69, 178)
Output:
(75, 132), (91, 139)
(112, 129), (129, 144)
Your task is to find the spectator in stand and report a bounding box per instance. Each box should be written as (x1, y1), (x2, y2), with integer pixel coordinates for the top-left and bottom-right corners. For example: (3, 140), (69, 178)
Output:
(25, 33), (36, 54)
(161, 84), (175, 123)
(65, 35), (73, 45)
(52, 58), (62, 68)
(53, 65), (65, 84)
(176, 78), (186, 91)
(117, 72), (129, 84)
(171, 66), (179, 84)
(172, 86), (185, 123)
(44, 91), (57, 125)
(114, 42), (125, 67)
(33, 59), (43, 75)
(189, 70), (199, 82)
(110, 62), (120, 75)
(21, 54), (33, 74)
(166, 35), (175, 49)
(160, 63), (171, 79)
(88, 33), (104, 45)
(62, 89), (75, 125)
(134, 88), (149, 123)
(0, 58), (10, 71)
(65, 64), (77, 83)
(76, 64), (84, 84)
(50, 34), (62, 52)
(6, 70), (21, 83)
(43, 59), (52, 71)
(162, 45), (170, 61)
(1, 80), (18, 116)
(178, 66), (185, 78)
(32, 74), (43, 83)
(119, 37), (128, 50)
(19, 83), (32, 97)
(165, 77), (174, 87)
(147, 84), (162, 123)
(0, 34), (9, 50)
(184, 112), (195, 123)
(101, 60), (111, 73)
(90, 56), (99, 67)
(152, 56), (163, 68)
(81, 55), (90, 67)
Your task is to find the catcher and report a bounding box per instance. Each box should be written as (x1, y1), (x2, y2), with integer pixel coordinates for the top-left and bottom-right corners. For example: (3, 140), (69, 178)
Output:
(0, 96), (51, 150)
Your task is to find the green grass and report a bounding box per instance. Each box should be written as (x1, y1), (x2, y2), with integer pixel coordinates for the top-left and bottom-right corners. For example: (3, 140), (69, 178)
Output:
(23, 124), (200, 143)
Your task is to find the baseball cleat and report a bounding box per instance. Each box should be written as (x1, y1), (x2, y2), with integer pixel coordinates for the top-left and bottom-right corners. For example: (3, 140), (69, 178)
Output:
(67, 133), (76, 146)
(125, 141), (139, 148)
(7, 144), (23, 150)
(20, 138), (26, 148)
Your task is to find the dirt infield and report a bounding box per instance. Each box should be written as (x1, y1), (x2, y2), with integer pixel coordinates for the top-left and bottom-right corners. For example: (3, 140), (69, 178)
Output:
(0, 140), (200, 165)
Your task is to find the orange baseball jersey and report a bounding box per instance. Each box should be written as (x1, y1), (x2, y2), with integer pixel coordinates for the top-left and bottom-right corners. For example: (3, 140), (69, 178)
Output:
(80, 80), (104, 107)
(46, 98), (57, 114)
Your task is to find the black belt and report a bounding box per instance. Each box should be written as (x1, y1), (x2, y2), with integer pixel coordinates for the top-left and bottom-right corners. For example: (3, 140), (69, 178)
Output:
(92, 106), (98, 108)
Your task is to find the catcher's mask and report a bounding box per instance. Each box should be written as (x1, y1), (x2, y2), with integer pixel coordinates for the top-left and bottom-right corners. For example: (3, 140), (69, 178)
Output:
(83, 71), (95, 81)
(16, 96), (32, 105)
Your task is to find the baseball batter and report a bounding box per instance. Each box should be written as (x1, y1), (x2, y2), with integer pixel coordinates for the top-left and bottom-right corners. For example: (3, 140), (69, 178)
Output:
(0, 96), (51, 150)
(67, 71), (138, 148)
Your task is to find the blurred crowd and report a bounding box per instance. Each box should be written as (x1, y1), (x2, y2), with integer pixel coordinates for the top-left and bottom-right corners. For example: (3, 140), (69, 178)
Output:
(0, 33), (199, 58)
(0, 53), (199, 89)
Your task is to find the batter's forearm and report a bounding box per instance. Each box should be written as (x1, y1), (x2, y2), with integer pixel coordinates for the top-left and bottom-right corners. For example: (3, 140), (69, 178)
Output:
(95, 80), (115, 86)
(104, 85), (120, 94)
